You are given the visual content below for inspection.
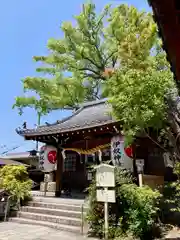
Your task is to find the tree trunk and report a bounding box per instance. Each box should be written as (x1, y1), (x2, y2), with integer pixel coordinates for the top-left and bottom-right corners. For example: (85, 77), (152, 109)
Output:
(166, 89), (180, 162)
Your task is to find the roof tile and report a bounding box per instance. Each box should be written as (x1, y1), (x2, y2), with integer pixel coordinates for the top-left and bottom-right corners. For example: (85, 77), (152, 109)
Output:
(16, 99), (117, 137)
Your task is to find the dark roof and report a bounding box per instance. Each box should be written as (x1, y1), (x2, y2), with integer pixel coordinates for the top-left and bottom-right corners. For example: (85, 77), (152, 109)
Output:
(148, 0), (180, 85)
(16, 99), (117, 137)
(0, 158), (28, 166)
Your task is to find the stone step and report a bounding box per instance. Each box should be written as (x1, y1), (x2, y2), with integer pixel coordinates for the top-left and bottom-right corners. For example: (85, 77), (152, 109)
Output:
(9, 217), (81, 234)
(28, 201), (87, 212)
(17, 211), (81, 227)
(32, 196), (85, 206)
(28, 201), (88, 212)
(21, 206), (82, 218)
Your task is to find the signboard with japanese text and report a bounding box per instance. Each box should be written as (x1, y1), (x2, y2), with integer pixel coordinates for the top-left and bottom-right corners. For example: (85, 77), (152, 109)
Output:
(39, 145), (57, 172)
(95, 163), (116, 239)
(136, 159), (144, 167)
(136, 159), (144, 173)
(87, 171), (93, 181)
(97, 188), (115, 203)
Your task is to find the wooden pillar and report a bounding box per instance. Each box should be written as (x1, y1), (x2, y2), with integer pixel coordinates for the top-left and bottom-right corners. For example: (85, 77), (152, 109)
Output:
(55, 147), (63, 197)
(132, 143), (137, 173)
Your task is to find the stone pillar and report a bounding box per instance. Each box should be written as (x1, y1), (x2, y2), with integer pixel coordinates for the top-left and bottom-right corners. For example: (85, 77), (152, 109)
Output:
(55, 147), (63, 197)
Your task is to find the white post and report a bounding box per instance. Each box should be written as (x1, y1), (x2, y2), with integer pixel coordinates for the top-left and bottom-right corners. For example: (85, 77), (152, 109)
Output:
(104, 187), (109, 240)
(138, 173), (143, 187)
(136, 159), (144, 187)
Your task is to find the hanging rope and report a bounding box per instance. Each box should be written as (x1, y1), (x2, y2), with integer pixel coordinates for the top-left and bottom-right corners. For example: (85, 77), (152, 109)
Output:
(63, 143), (110, 155)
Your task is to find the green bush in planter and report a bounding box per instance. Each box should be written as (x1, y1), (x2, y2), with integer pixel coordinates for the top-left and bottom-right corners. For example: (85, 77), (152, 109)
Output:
(0, 165), (32, 208)
(86, 167), (161, 240)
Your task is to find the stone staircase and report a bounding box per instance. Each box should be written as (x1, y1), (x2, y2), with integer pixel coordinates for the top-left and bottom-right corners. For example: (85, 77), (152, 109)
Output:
(10, 197), (87, 234)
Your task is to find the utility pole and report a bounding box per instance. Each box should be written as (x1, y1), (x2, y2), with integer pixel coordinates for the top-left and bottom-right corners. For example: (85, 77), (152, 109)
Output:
(36, 112), (41, 151)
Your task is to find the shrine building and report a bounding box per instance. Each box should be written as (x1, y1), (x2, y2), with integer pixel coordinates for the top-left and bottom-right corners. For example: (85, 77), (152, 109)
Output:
(16, 99), (169, 196)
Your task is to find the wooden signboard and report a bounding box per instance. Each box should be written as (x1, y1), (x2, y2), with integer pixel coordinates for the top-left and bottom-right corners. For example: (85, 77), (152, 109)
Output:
(96, 164), (115, 187)
(95, 164), (116, 240)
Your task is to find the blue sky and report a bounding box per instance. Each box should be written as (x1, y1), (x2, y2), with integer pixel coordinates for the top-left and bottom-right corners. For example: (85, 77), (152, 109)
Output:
(0, 0), (151, 153)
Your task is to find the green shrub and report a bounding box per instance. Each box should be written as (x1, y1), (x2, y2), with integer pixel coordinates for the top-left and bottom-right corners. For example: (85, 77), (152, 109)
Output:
(161, 163), (180, 212)
(169, 162), (180, 212)
(86, 167), (161, 240)
(160, 163), (180, 225)
(86, 167), (133, 239)
(0, 165), (32, 207)
(118, 184), (161, 239)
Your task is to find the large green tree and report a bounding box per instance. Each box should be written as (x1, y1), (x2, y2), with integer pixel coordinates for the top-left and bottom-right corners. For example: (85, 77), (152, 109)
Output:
(107, 5), (175, 141)
(14, 3), (180, 160)
(13, 3), (115, 115)
(106, 5), (180, 160)
(14, 3), (158, 114)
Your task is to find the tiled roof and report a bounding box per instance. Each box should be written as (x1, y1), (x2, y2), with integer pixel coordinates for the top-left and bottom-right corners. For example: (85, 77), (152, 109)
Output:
(16, 99), (117, 137)
(0, 158), (27, 166)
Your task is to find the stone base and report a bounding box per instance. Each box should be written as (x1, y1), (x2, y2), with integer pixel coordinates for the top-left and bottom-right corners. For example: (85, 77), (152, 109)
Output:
(40, 182), (56, 192)
(44, 173), (54, 182)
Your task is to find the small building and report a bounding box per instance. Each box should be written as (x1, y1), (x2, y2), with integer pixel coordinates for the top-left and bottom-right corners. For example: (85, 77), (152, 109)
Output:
(0, 151), (44, 184)
(16, 99), (167, 196)
(1, 151), (38, 167)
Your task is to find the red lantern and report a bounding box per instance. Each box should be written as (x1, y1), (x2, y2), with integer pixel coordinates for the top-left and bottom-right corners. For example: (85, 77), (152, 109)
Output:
(47, 150), (57, 164)
(124, 146), (133, 158)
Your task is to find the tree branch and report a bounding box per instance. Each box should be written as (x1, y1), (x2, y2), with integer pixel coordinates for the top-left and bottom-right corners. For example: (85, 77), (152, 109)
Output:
(83, 73), (105, 80)
(63, 84), (78, 107)
(104, 51), (117, 66)
(144, 129), (167, 152)
(79, 67), (100, 76)
(80, 26), (105, 70)
(82, 51), (102, 70)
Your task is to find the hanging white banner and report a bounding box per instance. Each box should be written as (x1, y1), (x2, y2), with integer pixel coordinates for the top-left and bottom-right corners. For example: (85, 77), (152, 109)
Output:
(111, 135), (133, 171)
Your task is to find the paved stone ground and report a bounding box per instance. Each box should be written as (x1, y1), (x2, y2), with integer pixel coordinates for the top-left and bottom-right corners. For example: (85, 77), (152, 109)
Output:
(0, 222), (92, 240)
(165, 227), (180, 239)
(2, 222), (180, 240)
